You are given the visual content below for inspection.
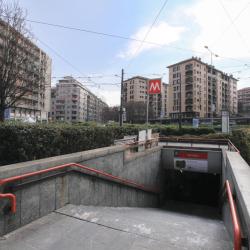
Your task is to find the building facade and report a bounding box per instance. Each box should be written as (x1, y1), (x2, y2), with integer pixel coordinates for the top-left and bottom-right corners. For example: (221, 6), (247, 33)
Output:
(0, 20), (52, 122)
(51, 76), (108, 122)
(238, 87), (250, 116)
(167, 57), (238, 119)
(122, 76), (168, 120)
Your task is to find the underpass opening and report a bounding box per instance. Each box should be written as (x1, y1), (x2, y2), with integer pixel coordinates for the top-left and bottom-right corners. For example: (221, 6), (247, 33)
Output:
(161, 145), (223, 213)
(164, 170), (221, 207)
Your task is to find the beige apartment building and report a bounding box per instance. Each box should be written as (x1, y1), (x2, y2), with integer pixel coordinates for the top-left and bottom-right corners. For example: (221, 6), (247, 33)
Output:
(167, 57), (238, 119)
(238, 87), (250, 116)
(0, 20), (52, 121)
(51, 76), (108, 122)
(122, 76), (168, 119)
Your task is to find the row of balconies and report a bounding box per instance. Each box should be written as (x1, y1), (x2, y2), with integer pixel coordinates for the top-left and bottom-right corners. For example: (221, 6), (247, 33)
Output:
(185, 100), (193, 105)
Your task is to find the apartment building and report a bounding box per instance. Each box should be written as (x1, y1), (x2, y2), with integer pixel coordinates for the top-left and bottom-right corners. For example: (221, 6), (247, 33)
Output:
(167, 57), (238, 119)
(122, 76), (168, 119)
(238, 87), (250, 116)
(51, 76), (108, 122)
(0, 20), (52, 121)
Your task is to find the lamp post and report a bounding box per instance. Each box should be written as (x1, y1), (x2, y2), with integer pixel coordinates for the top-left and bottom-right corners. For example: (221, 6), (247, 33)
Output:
(179, 74), (182, 130)
(119, 69), (124, 126)
(204, 46), (218, 128)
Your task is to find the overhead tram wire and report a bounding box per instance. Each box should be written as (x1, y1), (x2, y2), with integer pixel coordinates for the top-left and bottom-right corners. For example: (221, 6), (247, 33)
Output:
(52, 74), (122, 79)
(51, 78), (121, 86)
(201, 0), (250, 62)
(51, 72), (168, 80)
(24, 17), (250, 65)
(200, 1), (250, 61)
(219, 64), (249, 69)
(218, 0), (250, 54)
(210, 1), (250, 49)
(2, 13), (250, 64)
(125, 0), (170, 69)
(24, 18), (204, 55)
(36, 38), (99, 88)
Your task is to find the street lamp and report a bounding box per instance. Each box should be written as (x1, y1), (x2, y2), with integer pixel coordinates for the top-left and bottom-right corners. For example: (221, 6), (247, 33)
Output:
(119, 69), (124, 126)
(204, 45), (218, 128)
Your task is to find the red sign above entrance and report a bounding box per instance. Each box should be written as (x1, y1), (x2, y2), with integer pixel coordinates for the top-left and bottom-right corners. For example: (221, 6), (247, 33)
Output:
(175, 151), (208, 160)
(148, 79), (161, 94)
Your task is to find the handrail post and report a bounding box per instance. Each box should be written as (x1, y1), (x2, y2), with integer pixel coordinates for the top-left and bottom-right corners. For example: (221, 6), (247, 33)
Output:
(0, 193), (16, 213)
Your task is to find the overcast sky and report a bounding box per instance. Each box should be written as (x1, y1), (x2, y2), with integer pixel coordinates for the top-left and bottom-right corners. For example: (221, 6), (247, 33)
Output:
(17, 0), (250, 106)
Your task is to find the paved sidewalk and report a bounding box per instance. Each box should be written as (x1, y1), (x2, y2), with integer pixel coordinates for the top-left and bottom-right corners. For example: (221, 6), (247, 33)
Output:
(0, 203), (232, 250)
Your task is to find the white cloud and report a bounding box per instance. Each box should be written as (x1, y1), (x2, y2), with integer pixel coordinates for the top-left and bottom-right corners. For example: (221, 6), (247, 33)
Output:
(94, 88), (120, 106)
(185, 0), (250, 60)
(118, 21), (185, 59)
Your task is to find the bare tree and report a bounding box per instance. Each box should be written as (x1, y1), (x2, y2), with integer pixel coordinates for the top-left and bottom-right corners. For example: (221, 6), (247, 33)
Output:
(0, 1), (45, 121)
(125, 102), (153, 123)
(102, 106), (119, 122)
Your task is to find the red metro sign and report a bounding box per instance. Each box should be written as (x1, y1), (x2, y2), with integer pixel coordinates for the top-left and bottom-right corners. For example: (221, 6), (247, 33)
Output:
(148, 78), (161, 94)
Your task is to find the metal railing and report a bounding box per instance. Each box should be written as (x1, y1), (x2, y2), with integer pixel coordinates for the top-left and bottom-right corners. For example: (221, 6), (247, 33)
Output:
(159, 136), (240, 153)
(0, 162), (160, 214)
(125, 138), (159, 149)
(224, 180), (242, 250)
(227, 139), (240, 153)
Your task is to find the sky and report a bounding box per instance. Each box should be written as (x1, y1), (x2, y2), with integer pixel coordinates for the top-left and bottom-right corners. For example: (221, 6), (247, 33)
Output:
(14, 0), (250, 106)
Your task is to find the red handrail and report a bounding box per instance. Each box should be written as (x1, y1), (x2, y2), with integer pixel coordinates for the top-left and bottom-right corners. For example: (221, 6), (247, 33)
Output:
(0, 193), (16, 213)
(225, 180), (242, 250)
(0, 162), (159, 214)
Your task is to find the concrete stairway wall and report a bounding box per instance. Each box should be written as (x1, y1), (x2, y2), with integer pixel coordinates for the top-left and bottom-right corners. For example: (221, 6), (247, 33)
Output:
(0, 145), (163, 236)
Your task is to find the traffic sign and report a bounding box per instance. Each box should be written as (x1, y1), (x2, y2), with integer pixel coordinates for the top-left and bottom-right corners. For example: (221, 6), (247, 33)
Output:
(148, 79), (161, 94)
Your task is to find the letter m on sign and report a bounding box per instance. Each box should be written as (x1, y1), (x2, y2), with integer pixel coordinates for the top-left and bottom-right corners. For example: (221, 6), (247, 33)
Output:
(148, 79), (161, 94)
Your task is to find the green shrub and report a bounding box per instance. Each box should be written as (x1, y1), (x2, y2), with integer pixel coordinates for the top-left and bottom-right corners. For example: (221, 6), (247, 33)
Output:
(230, 128), (250, 165)
(0, 123), (215, 166)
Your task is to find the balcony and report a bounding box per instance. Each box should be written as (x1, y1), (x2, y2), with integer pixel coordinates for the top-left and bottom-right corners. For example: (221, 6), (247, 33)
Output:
(185, 70), (193, 76)
(185, 64), (193, 70)
(185, 85), (193, 92)
(185, 77), (193, 84)
(185, 99), (193, 105)
(186, 106), (193, 112)
(186, 90), (193, 96)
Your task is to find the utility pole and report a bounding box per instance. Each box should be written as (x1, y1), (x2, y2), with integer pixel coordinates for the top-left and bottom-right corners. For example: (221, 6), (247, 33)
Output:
(119, 68), (124, 126)
(146, 83), (149, 129)
(178, 73), (182, 130)
(204, 46), (218, 129)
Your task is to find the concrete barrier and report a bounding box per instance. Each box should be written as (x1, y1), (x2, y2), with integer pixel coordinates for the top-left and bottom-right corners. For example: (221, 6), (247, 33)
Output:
(0, 145), (162, 236)
(222, 151), (250, 247)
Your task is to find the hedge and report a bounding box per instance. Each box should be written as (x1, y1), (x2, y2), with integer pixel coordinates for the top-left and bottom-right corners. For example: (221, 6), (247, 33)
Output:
(230, 128), (250, 165)
(0, 123), (215, 166)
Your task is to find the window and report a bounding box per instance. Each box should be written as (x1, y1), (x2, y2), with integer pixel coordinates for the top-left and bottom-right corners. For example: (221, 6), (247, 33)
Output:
(173, 66), (179, 72)
(185, 63), (193, 70)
